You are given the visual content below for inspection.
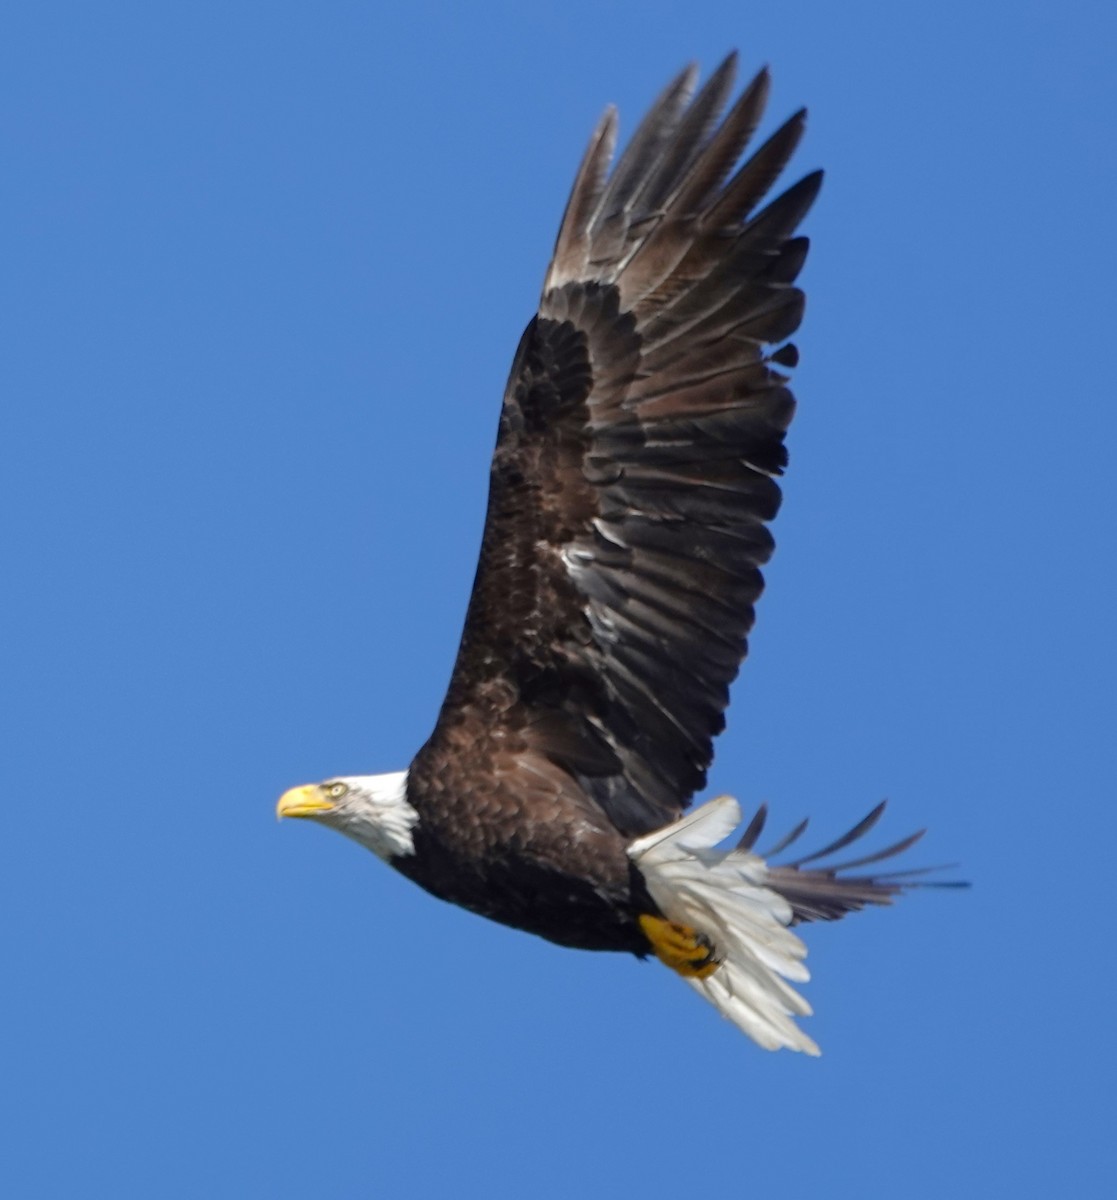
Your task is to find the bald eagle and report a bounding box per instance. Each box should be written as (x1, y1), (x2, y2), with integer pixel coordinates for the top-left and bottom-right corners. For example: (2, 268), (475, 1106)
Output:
(278, 54), (949, 1055)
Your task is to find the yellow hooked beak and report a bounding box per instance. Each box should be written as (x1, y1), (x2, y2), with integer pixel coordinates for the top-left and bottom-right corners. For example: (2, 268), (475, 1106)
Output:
(276, 784), (336, 820)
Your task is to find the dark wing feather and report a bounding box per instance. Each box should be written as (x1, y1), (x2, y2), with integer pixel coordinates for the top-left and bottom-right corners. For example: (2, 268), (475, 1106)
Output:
(425, 56), (819, 837)
(760, 802), (969, 925)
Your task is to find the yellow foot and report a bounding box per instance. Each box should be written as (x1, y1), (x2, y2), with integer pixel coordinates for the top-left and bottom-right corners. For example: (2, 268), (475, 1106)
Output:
(639, 914), (721, 979)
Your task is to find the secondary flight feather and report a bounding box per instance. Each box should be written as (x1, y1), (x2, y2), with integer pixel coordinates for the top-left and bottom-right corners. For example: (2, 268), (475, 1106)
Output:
(277, 53), (954, 1054)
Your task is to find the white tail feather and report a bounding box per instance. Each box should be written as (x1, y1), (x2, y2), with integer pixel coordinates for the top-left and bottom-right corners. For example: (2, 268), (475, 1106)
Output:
(628, 795), (821, 1055)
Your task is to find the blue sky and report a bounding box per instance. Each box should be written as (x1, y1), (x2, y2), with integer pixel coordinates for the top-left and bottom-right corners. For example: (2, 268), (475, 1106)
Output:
(3, 2), (1115, 1196)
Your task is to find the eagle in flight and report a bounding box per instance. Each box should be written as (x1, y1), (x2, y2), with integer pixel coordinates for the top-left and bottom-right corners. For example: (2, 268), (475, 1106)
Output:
(278, 53), (949, 1054)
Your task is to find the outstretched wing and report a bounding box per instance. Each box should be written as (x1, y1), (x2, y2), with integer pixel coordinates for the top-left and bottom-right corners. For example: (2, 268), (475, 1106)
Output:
(430, 55), (820, 837)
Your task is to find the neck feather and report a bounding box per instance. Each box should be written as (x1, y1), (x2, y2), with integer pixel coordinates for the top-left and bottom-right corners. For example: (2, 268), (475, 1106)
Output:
(335, 770), (418, 861)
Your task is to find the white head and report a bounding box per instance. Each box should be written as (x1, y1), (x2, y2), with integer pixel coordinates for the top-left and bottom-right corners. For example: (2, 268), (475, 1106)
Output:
(276, 770), (418, 861)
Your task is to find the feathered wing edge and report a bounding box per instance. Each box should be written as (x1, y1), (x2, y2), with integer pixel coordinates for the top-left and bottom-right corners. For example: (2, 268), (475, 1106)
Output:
(508, 54), (825, 833)
(628, 797), (960, 1053)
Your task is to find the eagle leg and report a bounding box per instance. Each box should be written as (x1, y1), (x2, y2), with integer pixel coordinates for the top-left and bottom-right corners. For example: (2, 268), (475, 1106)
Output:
(638, 914), (721, 979)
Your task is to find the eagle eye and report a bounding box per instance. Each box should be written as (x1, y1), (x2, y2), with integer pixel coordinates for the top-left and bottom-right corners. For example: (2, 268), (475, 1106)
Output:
(327, 781), (349, 800)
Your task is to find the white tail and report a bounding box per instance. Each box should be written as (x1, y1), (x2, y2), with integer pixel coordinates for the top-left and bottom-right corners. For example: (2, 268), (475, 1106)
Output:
(628, 795), (820, 1055)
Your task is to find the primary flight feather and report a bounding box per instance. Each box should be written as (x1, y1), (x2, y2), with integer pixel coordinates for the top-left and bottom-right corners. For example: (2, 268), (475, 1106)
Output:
(278, 53), (949, 1054)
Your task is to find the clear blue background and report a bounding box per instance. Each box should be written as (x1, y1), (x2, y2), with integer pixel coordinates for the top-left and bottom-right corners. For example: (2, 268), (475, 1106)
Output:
(3, 2), (1114, 1196)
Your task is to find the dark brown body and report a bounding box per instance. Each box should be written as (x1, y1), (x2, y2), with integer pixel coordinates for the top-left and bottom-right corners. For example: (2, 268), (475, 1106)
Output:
(403, 722), (657, 953)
